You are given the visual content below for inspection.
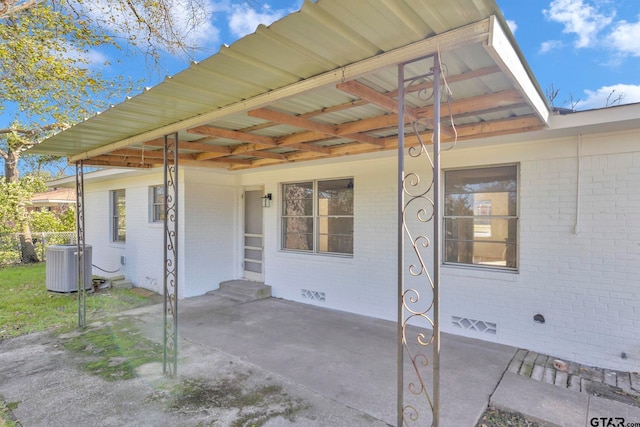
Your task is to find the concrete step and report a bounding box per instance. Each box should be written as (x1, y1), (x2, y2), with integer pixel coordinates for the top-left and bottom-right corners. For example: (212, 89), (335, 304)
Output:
(112, 279), (133, 289)
(211, 289), (257, 303)
(211, 280), (272, 302)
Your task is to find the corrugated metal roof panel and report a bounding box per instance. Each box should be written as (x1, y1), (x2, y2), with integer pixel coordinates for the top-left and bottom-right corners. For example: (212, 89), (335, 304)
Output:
(33, 0), (548, 170)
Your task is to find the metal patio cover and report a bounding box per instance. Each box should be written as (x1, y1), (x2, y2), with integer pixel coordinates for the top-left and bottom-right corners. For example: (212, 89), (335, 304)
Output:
(32, 0), (550, 169)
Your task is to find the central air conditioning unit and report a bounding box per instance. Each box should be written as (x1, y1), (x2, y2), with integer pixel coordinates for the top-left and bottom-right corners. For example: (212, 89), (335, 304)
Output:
(46, 244), (93, 293)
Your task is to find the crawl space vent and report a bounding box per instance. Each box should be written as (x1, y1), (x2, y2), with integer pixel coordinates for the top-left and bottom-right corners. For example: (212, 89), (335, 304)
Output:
(301, 289), (325, 302)
(451, 316), (497, 335)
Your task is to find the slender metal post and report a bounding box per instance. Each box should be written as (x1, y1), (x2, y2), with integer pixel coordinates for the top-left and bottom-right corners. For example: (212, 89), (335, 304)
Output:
(163, 133), (179, 377)
(397, 53), (444, 426)
(397, 63), (406, 427)
(432, 51), (442, 427)
(75, 161), (86, 328)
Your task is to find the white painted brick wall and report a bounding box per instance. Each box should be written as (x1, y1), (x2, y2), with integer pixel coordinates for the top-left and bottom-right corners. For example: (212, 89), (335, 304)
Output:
(83, 171), (168, 295)
(182, 171), (238, 297)
(81, 128), (640, 371)
(241, 158), (398, 321)
(434, 133), (640, 371)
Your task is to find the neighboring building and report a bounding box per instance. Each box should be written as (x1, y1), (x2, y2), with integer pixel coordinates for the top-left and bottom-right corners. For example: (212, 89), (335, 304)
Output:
(37, 0), (639, 372)
(28, 188), (75, 213)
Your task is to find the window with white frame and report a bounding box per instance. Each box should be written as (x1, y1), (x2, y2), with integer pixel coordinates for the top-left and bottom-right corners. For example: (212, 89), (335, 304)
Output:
(444, 165), (517, 269)
(150, 185), (164, 222)
(281, 178), (354, 255)
(111, 189), (126, 242)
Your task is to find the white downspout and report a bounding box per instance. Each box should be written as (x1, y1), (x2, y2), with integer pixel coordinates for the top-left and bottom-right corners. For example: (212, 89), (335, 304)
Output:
(574, 134), (582, 234)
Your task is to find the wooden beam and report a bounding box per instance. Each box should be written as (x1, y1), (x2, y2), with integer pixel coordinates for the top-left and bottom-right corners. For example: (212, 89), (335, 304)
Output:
(285, 143), (331, 155)
(237, 150), (287, 160)
(110, 148), (165, 159)
(204, 157), (254, 165)
(334, 89), (524, 137)
(103, 149), (196, 161)
(420, 89), (523, 118)
(249, 108), (385, 148)
(170, 159), (232, 169)
(81, 159), (153, 169)
(219, 116), (545, 171)
(329, 142), (381, 157)
(336, 80), (418, 121)
(284, 151), (326, 162)
(231, 143), (280, 155)
(336, 114), (398, 135)
(187, 125), (278, 146)
(238, 66), (502, 132)
(447, 115), (544, 139)
(90, 154), (158, 165)
(383, 115), (544, 148)
(248, 108), (335, 134)
(301, 66), (502, 121)
(233, 66), (504, 143)
(336, 80), (458, 137)
(144, 138), (232, 154)
(278, 131), (328, 146)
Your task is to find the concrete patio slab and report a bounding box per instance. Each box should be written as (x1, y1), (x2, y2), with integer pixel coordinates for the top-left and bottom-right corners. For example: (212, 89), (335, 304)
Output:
(5, 295), (637, 426)
(135, 296), (516, 426)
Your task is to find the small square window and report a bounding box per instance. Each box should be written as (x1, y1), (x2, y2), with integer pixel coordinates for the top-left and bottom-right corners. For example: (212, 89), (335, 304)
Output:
(150, 186), (165, 222)
(111, 189), (126, 242)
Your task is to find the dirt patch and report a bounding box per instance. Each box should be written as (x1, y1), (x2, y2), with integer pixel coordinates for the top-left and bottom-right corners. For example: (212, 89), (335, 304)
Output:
(59, 318), (163, 381)
(477, 407), (545, 427)
(148, 372), (308, 427)
(130, 288), (159, 298)
(0, 398), (19, 427)
(588, 382), (640, 408)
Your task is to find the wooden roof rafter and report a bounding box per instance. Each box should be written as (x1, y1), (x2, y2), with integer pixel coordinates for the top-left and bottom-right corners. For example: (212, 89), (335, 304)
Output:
(247, 107), (386, 148)
(79, 76), (538, 170)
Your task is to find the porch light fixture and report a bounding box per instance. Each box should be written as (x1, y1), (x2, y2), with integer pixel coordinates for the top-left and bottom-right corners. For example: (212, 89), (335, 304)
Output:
(262, 193), (272, 207)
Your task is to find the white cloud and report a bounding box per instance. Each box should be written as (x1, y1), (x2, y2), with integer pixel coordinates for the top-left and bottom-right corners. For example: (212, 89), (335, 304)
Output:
(543, 0), (614, 48)
(52, 42), (110, 68)
(506, 19), (518, 34)
(228, 4), (287, 38)
(607, 18), (640, 56)
(577, 83), (640, 109)
(539, 40), (563, 53)
(85, 50), (109, 65)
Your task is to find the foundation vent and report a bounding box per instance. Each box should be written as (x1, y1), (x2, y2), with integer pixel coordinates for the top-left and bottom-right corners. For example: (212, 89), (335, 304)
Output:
(301, 289), (325, 302)
(451, 316), (496, 335)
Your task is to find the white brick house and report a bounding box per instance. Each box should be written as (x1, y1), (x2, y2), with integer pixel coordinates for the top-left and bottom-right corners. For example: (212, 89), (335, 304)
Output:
(38, 0), (639, 372)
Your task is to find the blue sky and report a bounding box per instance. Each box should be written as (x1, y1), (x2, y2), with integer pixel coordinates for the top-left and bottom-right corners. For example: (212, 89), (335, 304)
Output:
(498, 0), (640, 109)
(98, 0), (639, 112)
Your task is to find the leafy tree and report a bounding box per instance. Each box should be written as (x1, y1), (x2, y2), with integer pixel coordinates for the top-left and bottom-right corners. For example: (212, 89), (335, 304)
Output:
(0, 0), (214, 181)
(0, 174), (47, 262)
(0, 0), (213, 262)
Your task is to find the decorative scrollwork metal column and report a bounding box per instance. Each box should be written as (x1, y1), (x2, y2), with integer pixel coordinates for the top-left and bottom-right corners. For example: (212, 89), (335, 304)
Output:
(75, 160), (86, 328)
(397, 53), (442, 427)
(163, 133), (179, 377)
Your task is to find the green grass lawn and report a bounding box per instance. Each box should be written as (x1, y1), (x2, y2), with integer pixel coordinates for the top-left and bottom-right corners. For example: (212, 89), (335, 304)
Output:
(0, 263), (158, 340)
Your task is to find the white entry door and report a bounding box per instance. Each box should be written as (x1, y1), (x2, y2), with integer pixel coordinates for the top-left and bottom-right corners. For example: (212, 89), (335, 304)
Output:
(243, 190), (264, 281)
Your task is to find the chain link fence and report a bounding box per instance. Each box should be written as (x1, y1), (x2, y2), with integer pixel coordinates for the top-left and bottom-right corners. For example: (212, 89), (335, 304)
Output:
(0, 232), (76, 266)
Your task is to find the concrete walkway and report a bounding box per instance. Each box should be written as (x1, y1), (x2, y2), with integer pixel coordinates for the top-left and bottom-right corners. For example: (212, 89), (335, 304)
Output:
(492, 372), (640, 427)
(1, 294), (639, 426)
